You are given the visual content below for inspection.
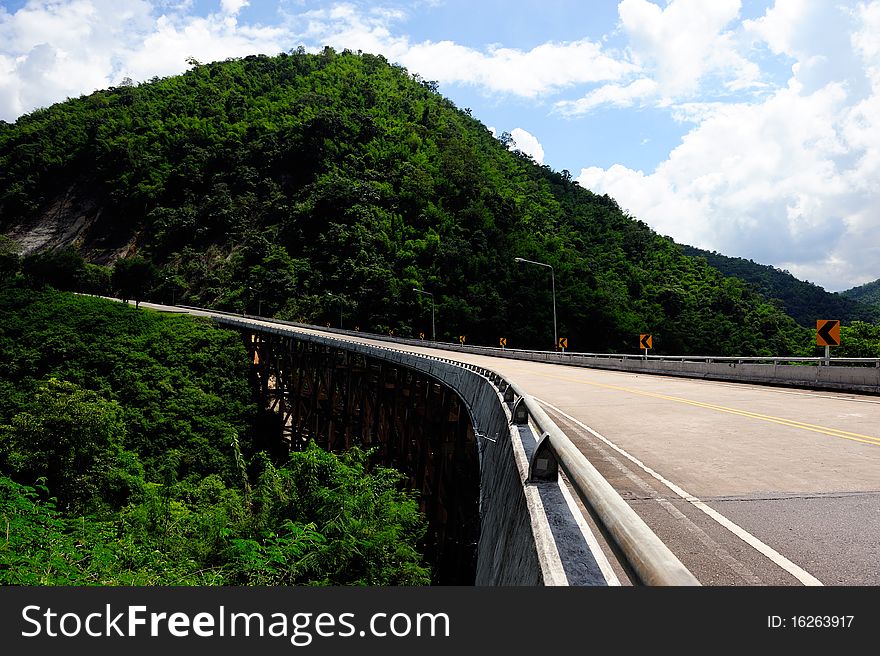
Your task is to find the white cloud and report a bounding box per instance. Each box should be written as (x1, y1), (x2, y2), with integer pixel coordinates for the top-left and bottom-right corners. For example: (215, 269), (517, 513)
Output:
(0, 0), (286, 120)
(554, 77), (658, 115)
(744, 0), (868, 96)
(508, 127), (545, 164)
(397, 39), (636, 98)
(0, 0), (156, 119)
(577, 0), (880, 294)
(122, 12), (286, 82)
(0, 1), (634, 118)
(618, 0), (761, 99)
(294, 5), (637, 98)
(220, 0), (249, 16)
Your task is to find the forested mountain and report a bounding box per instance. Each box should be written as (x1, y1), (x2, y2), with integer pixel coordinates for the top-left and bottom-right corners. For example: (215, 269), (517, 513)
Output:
(1, 48), (812, 356)
(679, 245), (880, 327)
(841, 278), (880, 311)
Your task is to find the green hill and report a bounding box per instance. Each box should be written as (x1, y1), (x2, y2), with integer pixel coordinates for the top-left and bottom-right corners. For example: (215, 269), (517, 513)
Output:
(841, 278), (880, 310)
(679, 245), (880, 327)
(1, 48), (811, 356)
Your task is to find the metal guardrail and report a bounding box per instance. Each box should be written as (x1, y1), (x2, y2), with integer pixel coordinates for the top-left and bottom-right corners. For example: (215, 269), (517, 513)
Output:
(397, 344), (880, 367)
(188, 308), (700, 586)
(172, 305), (879, 368)
(503, 379), (700, 586)
(492, 350), (880, 366)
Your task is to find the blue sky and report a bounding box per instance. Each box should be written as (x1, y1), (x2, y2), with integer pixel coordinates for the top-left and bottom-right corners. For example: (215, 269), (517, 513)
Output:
(1, 1), (878, 292)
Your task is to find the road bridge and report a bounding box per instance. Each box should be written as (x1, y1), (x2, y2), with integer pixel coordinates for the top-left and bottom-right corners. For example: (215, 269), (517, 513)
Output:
(148, 302), (880, 586)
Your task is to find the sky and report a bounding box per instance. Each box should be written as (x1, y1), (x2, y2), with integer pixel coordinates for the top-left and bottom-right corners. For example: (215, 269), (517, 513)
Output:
(1, 1), (878, 292)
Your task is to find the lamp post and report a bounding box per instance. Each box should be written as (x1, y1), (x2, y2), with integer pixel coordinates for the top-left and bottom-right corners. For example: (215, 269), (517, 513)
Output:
(164, 277), (176, 306)
(514, 257), (557, 350)
(412, 288), (435, 342)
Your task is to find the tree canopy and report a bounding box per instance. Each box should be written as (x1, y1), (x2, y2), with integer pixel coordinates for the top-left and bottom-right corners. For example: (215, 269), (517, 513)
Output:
(0, 287), (430, 585)
(0, 49), (821, 356)
(679, 244), (880, 327)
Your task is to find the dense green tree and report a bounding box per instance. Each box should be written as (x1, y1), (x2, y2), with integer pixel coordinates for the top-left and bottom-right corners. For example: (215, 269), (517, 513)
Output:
(0, 378), (130, 514)
(0, 288), (431, 585)
(841, 279), (880, 311)
(233, 443), (430, 585)
(0, 49), (819, 355)
(837, 321), (880, 358)
(0, 235), (19, 280)
(111, 255), (156, 307)
(20, 247), (87, 291)
(679, 244), (880, 326)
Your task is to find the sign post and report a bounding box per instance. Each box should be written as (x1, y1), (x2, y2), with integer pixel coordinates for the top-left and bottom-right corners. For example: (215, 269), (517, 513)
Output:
(557, 337), (567, 352)
(499, 337), (507, 349)
(640, 334), (653, 359)
(816, 320), (840, 366)
(459, 335), (466, 345)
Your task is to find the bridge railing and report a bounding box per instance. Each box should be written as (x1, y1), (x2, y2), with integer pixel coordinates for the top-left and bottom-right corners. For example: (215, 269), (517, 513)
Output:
(499, 376), (700, 586)
(175, 305), (880, 368)
(195, 309), (700, 586)
(236, 313), (880, 394)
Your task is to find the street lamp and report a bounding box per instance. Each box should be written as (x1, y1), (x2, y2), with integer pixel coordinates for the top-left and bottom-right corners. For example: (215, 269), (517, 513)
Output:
(514, 257), (557, 350)
(164, 277), (176, 306)
(412, 288), (435, 341)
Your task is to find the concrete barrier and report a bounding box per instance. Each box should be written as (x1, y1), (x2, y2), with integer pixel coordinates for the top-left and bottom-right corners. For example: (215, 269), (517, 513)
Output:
(212, 316), (592, 585)
(161, 306), (700, 585)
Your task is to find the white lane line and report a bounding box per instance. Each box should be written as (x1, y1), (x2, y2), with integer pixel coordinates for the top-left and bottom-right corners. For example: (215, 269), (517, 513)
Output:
(536, 397), (824, 587)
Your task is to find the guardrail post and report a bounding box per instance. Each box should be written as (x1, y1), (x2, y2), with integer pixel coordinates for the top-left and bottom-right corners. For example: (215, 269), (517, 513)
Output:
(527, 433), (558, 483)
(511, 397), (529, 425)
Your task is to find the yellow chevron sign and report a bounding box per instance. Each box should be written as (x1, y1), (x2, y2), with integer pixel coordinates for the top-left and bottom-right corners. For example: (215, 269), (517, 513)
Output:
(816, 320), (840, 346)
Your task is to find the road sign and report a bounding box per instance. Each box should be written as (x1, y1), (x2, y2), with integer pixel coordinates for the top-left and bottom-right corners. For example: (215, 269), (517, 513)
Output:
(499, 337), (507, 348)
(816, 320), (840, 346)
(558, 337), (568, 350)
(640, 334), (653, 349)
(459, 335), (466, 344)
(419, 332), (425, 340)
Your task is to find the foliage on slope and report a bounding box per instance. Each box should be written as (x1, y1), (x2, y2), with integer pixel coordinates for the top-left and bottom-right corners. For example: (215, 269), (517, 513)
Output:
(679, 245), (880, 327)
(0, 287), (430, 585)
(1, 48), (812, 355)
(841, 278), (880, 312)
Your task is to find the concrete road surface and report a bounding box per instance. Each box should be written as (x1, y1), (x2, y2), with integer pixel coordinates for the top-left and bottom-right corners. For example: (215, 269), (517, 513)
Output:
(312, 331), (880, 586)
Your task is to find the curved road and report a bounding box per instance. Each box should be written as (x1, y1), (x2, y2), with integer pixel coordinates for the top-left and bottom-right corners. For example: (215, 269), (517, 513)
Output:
(164, 306), (880, 586)
(298, 327), (880, 586)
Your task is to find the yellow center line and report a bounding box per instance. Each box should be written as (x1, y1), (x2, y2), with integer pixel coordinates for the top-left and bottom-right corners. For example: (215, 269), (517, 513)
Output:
(530, 371), (880, 447)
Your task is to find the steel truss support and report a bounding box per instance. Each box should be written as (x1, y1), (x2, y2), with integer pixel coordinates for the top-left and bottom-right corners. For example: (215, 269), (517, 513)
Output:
(244, 330), (480, 584)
